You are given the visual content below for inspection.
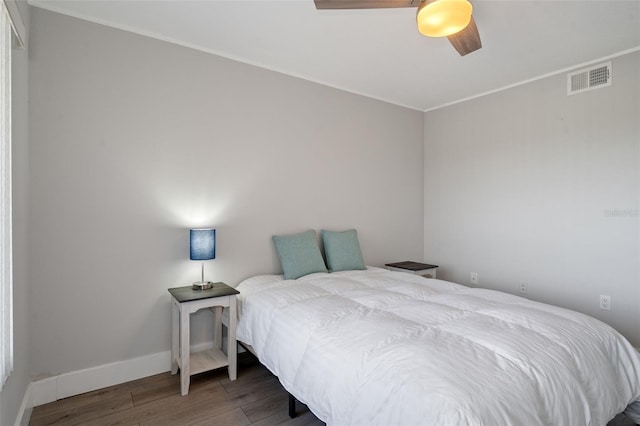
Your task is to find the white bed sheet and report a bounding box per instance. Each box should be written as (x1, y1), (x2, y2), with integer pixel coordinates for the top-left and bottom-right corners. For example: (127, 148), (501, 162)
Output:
(235, 267), (640, 426)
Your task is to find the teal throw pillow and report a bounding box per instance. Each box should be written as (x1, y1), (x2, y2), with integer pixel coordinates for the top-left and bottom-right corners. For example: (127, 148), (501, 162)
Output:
(273, 230), (328, 280)
(321, 229), (366, 272)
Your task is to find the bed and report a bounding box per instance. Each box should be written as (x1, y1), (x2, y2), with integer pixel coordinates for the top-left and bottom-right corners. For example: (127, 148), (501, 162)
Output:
(234, 267), (640, 425)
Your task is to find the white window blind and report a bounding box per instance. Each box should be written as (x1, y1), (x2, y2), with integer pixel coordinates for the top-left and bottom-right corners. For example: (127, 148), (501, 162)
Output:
(0, 0), (13, 389)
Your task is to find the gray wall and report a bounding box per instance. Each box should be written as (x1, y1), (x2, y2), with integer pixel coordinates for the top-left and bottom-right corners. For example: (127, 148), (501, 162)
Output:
(424, 52), (640, 346)
(0, 1), (30, 424)
(28, 8), (424, 377)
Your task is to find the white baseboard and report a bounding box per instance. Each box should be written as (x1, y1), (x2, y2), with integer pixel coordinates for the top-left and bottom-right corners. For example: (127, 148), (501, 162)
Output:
(30, 341), (221, 407)
(14, 382), (33, 426)
(32, 350), (172, 407)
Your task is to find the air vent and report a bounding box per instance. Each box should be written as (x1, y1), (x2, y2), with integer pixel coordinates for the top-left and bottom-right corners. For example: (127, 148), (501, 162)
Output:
(567, 62), (611, 95)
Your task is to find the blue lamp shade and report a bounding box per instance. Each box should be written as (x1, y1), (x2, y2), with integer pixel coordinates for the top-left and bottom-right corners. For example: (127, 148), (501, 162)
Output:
(190, 229), (216, 261)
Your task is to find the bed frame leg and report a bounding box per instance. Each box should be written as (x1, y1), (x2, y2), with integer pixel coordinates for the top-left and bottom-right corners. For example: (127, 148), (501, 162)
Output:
(288, 392), (296, 418)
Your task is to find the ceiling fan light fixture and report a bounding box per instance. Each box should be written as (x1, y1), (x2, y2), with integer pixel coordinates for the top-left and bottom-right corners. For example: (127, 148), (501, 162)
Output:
(416, 0), (473, 38)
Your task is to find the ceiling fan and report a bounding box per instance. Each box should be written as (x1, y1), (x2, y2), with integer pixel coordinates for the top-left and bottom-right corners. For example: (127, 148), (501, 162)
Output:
(313, 0), (482, 56)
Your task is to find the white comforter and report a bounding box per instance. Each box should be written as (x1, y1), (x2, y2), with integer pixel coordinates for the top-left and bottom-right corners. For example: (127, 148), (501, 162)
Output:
(235, 267), (640, 426)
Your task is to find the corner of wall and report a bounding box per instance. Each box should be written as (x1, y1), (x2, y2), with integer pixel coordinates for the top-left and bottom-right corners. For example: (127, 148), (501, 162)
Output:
(13, 383), (33, 426)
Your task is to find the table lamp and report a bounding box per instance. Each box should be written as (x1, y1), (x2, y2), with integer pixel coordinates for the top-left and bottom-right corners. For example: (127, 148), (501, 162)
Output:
(190, 228), (216, 290)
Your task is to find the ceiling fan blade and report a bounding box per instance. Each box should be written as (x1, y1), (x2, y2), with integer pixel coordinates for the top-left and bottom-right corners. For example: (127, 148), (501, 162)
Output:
(447, 16), (482, 56)
(314, 0), (420, 9)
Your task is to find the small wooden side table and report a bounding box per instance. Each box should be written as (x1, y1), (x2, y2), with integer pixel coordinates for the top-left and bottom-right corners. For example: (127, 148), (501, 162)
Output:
(385, 261), (439, 278)
(169, 282), (239, 396)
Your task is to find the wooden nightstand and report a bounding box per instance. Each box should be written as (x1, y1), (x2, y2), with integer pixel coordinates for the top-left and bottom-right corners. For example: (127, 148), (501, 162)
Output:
(385, 261), (439, 278)
(169, 282), (239, 396)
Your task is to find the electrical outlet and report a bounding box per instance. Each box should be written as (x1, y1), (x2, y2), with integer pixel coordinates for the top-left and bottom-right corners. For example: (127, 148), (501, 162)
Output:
(599, 295), (611, 311)
(519, 283), (528, 295)
(470, 272), (478, 285)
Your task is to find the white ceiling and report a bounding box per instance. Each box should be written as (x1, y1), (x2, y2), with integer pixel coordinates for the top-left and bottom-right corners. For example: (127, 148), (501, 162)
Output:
(28, 0), (640, 111)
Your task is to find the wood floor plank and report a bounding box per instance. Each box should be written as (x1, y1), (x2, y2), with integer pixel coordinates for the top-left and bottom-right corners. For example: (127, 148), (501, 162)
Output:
(121, 372), (182, 394)
(189, 407), (251, 426)
(29, 393), (134, 426)
(130, 373), (183, 406)
(138, 395), (240, 426)
(240, 392), (288, 423)
(78, 380), (229, 426)
(249, 408), (325, 426)
(222, 374), (282, 406)
(220, 358), (273, 387)
(130, 382), (180, 407)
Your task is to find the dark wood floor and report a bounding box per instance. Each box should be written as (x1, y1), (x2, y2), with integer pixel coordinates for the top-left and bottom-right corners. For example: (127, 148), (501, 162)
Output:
(29, 352), (638, 426)
(30, 353), (325, 426)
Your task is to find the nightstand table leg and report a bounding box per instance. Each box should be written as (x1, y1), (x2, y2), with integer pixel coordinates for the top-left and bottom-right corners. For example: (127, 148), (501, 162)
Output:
(228, 295), (237, 380)
(213, 306), (222, 350)
(180, 307), (191, 396)
(171, 300), (179, 375)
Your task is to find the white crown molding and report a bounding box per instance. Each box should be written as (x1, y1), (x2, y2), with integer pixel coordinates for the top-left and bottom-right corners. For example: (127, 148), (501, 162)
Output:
(26, 0), (420, 112)
(423, 46), (640, 113)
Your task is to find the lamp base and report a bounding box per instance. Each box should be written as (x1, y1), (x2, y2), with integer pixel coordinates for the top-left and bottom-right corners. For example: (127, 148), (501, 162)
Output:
(192, 281), (214, 290)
